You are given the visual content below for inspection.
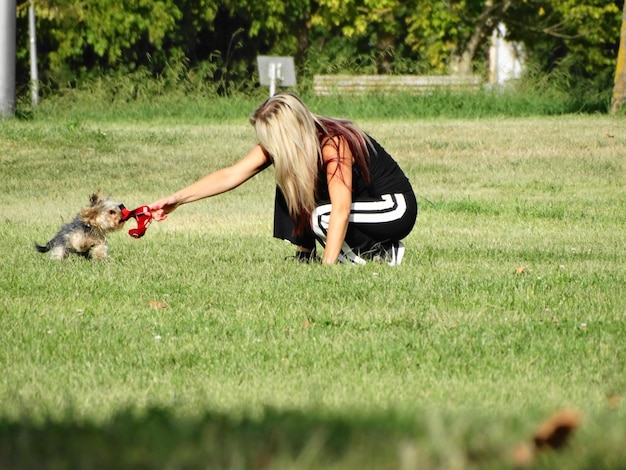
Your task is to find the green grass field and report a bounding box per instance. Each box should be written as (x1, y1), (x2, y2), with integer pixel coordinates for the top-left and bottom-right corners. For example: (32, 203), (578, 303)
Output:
(1, 100), (625, 468)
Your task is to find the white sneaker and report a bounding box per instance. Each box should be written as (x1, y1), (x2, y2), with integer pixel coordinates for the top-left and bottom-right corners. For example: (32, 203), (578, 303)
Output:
(388, 241), (405, 266)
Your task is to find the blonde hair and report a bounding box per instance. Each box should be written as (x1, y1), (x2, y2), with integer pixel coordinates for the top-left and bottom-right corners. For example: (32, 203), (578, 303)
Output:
(250, 93), (322, 224)
(250, 93), (372, 231)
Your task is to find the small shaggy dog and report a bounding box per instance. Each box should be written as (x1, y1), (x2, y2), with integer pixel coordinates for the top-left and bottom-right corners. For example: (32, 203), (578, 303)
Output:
(35, 192), (126, 260)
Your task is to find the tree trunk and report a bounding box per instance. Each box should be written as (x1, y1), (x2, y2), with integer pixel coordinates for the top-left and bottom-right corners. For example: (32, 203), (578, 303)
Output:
(376, 31), (395, 74)
(294, 14), (310, 69)
(454, 0), (511, 76)
(611, 1), (626, 115)
(456, 0), (493, 75)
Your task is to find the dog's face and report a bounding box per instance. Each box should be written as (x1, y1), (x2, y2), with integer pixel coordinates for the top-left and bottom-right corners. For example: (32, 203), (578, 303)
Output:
(80, 192), (126, 232)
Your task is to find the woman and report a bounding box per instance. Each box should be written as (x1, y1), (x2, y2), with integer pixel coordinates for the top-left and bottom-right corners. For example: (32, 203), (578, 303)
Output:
(149, 93), (417, 265)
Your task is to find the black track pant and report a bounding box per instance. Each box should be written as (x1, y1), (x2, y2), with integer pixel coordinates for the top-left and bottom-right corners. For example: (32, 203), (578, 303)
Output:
(273, 188), (417, 263)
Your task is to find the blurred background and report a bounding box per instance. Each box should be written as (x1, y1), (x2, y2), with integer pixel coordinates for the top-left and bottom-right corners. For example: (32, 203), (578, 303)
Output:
(0, 0), (622, 116)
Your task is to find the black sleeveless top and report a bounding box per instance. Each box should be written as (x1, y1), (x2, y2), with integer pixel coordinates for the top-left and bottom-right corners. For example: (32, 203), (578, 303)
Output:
(316, 136), (413, 202)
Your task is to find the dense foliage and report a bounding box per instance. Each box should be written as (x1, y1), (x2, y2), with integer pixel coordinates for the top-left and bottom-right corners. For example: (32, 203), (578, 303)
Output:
(13, 0), (622, 102)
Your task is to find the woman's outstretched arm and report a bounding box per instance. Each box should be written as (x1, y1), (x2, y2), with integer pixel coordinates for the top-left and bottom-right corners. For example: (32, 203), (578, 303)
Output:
(149, 145), (271, 220)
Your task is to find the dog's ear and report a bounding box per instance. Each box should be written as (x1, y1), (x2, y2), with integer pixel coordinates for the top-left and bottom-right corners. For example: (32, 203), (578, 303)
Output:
(90, 191), (102, 206)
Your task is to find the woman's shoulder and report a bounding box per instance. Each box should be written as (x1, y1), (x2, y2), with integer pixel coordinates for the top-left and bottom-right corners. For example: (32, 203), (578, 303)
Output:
(319, 133), (343, 149)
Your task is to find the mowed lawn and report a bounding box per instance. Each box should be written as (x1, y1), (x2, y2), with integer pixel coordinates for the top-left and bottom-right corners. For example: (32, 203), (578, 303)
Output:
(0, 112), (624, 468)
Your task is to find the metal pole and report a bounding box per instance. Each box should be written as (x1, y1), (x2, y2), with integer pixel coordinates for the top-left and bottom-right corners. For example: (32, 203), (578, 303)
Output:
(29, 0), (39, 106)
(0, 0), (17, 117)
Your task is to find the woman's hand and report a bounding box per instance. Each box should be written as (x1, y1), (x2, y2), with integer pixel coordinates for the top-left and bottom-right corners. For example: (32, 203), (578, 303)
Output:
(149, 195), (180, 221)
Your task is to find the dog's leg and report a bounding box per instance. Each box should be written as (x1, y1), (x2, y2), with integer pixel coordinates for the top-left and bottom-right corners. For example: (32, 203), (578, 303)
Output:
(90, 244), (108, 259)
(50, 246), (68, 260)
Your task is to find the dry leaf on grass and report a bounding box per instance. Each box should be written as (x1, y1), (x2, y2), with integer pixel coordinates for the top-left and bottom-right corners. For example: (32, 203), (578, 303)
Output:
(149, 300), (169, 309)
(512, 408), (581, 467)
(533, 408), (581, 450)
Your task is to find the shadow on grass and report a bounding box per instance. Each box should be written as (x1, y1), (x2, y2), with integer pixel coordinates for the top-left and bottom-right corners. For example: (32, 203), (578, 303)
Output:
(2, 406), (621, 469)
(1, 407), (424, 469)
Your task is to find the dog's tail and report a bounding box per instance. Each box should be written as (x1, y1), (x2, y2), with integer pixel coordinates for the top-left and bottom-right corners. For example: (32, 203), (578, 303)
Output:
(34, 242), (51, 253)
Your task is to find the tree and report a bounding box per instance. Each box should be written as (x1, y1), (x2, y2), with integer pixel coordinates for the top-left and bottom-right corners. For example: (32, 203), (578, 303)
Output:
(312, 0), (513, 75)
(311, 0), (407, 73)
(403, 0), (470, 73)
(230, 0), (312, 63)
(13, 0), (623, 103)
(452, 0), (512, 75)
(503, 0), (621, 74)
(611, 0), (626, 114)
(19, 0), (184, 75)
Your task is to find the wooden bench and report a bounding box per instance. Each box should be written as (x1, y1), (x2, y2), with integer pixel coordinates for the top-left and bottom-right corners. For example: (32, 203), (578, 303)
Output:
(313, 74), (482, 95)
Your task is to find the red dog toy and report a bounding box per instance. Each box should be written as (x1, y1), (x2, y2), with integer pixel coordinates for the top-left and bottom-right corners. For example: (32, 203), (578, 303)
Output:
(120, 205), (153, 238)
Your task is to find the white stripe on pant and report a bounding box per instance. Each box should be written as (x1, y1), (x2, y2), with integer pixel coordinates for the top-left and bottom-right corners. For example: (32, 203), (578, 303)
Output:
(311, 193), (408, 265)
